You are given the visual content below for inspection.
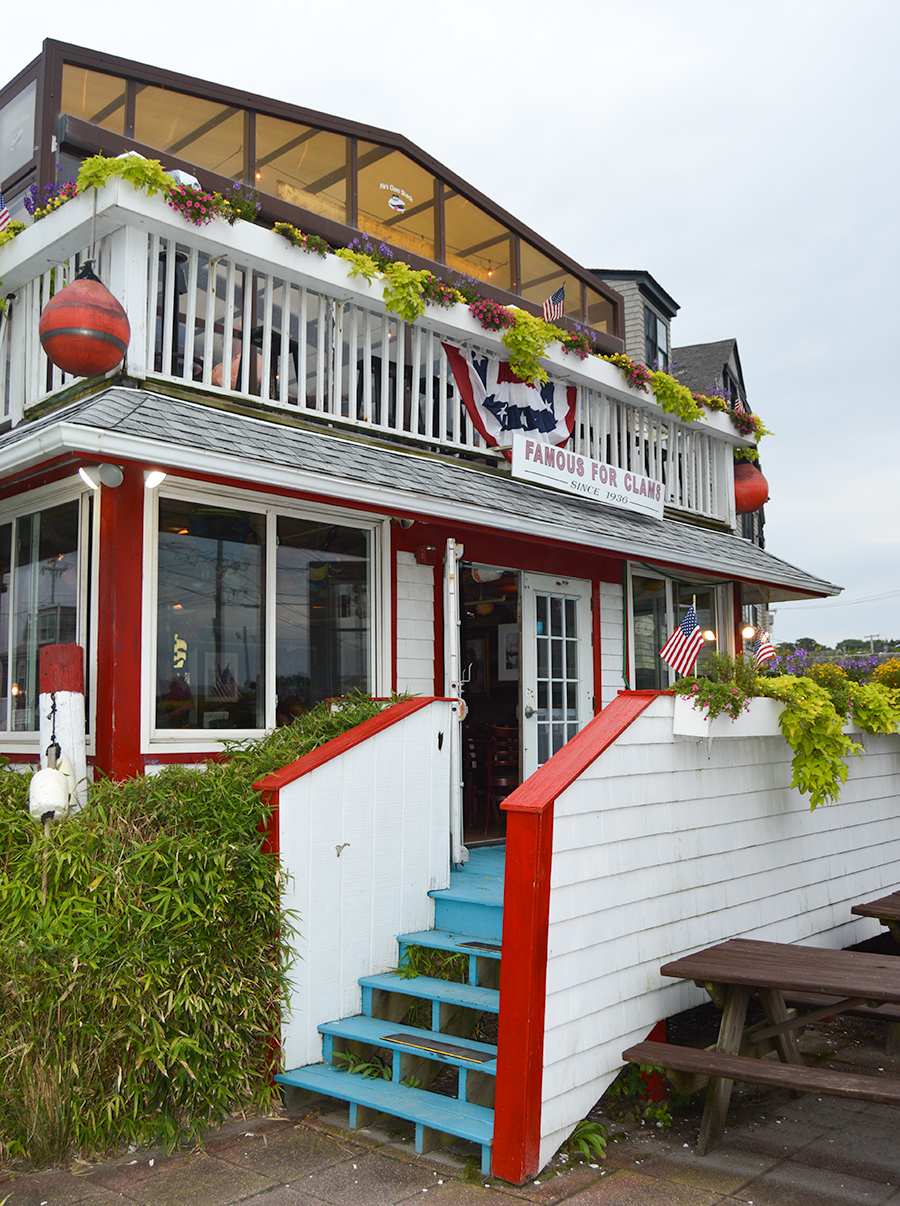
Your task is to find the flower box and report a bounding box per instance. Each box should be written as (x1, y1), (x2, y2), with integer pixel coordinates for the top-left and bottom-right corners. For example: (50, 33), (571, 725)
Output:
(673, 695), (785, 739)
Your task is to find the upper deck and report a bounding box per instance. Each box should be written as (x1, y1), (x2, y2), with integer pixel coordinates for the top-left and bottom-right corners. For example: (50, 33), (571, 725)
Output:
(0, 180), (753, 528)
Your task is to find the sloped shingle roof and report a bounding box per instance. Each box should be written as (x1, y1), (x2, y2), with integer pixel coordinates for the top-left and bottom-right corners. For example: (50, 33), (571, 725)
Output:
(0, 388), (838, 602)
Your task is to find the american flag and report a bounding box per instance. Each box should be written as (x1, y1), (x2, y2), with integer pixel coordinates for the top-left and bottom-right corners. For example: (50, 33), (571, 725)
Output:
(213, 663), (239, 701)
(732, 396), (747, 414)
(0, 190), (10, 234)
(542, 284), (565, 322)
(753, 631), (776, 667)
(659, 604), (705, 677)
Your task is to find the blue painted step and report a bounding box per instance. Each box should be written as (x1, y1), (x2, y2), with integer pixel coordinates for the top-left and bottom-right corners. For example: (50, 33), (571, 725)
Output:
(430, 847), (505, 942)
(276, 1063), (494, 1175)
(318, 1014), (497, 1081)
(359, 972), (499, 1033)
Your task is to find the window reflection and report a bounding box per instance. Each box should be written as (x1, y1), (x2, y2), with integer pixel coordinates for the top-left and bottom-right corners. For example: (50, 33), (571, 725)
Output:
(443, 189), (513, 289)
(0, 502), (80, 731)
(357, 145), (435, 260)
(256, 115), (347, 224)
(519, 242), (579, 321)
(156, 501), (265, 730)
(60, 67), (125, 136)
(276, 516), (370, 724)
(135, 86), (243, 178)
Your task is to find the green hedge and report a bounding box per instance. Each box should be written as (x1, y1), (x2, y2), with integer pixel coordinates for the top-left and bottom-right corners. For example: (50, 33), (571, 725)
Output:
(0, 693), (389, 1167)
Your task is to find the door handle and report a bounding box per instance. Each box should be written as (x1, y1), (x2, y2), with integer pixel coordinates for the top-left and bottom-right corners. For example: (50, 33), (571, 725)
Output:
(524, 706), (534, 718)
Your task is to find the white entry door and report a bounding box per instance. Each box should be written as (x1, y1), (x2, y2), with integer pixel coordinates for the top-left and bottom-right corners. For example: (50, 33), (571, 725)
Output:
(520, 572), (593, 779)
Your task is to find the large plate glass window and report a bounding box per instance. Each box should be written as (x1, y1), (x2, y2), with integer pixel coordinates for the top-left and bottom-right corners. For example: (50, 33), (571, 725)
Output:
(0, 496), (88, 733)
(275, 517), (370, 724)
(156, 500), (265, 731)
(154, 495), (375, 733)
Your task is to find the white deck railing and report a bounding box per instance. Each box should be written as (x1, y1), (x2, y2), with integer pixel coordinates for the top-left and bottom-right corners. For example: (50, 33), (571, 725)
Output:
(0, 181), (749, 525)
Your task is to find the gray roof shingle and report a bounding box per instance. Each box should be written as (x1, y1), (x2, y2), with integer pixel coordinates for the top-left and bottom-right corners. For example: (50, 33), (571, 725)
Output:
(0, 388), (838, 600)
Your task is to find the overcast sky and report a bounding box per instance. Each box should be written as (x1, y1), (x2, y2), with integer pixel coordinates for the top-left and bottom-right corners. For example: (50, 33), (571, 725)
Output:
(3, 0), (897, 648)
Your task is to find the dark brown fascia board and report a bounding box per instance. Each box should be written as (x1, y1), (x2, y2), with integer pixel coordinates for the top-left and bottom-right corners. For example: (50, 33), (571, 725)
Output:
(38, 39), (623, 318)
(58, 115), (625, 355)
(591, 269), (679, 320)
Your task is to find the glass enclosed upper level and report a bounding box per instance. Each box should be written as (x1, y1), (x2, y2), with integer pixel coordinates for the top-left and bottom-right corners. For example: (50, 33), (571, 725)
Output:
(0, 40), (622, 344)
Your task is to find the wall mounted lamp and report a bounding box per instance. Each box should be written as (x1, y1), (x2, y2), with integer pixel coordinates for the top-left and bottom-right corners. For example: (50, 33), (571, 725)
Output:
(78, 463), (124, 489)
(144, 470), (167, 489)
(741, 624), (757, 640)
(702, 629), (717, 642)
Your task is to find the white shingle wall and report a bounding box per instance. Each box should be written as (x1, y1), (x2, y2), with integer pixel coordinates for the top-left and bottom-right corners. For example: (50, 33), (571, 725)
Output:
(537, 694), (900, 1167)
(598, 579), (626, 707)
(278, 701), (453, 1068)
(395, 551), (435, 695)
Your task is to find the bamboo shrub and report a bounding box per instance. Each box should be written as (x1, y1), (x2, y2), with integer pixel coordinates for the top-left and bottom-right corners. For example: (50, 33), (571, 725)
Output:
(0, 693), (389, 1166)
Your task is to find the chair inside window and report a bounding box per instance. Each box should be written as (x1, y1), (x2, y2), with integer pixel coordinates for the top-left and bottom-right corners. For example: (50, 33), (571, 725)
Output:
(485, 725), (519, 833)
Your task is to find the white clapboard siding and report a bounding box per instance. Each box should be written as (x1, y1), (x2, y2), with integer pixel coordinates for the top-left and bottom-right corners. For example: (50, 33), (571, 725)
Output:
(278, 700), (453, 1068)
(598, 579), (626, 707)
(537, 693), (900, 1167)
(395, 551), (435, 695)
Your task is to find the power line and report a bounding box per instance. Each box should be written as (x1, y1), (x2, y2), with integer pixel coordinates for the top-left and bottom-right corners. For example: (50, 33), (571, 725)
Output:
(775, 588), (900, 611)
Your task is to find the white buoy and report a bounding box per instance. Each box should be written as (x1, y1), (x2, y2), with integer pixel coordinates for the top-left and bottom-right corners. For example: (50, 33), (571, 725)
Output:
(39, 644), (88, 810)
(28, 767), (71, 821)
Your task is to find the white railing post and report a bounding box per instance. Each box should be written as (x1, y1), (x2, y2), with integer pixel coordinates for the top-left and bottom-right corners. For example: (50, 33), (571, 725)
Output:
(106, 224), (150, 380)
(6, 288), (27, 424)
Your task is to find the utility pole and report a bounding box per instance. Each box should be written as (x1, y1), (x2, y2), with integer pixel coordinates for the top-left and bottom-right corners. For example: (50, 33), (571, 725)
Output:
(863, 634), (880, 654)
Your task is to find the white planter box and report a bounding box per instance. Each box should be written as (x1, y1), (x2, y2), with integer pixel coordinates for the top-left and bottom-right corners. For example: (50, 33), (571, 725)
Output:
(673, 694), (785, 739)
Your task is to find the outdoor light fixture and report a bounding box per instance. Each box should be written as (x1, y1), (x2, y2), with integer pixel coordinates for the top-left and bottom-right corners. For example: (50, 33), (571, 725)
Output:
(144, 470), (167, 489)
(741, 624), (757, 640)
(392, 516), (415, 528)
(78, 463), (124, 489)
(702, 629), (717, 642)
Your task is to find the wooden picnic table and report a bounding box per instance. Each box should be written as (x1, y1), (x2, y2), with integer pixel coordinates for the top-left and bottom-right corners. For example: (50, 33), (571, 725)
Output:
(851, 891), (900, 942)
(623, 937), (900, 1154)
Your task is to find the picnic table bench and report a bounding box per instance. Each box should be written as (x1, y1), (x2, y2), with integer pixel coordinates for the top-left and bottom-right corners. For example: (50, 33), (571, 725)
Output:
(851, 890), (900, 943)
(623, 937), (900, 1154)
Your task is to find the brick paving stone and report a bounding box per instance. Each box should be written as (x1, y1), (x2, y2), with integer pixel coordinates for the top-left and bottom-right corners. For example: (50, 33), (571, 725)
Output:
(212, 1122), (368, 1182)
(731, 1160), (897, 1206)
(555, 1167), (726, 1204)
(281, 1149), (442, 1206)
(118, 1151), (279, 1206)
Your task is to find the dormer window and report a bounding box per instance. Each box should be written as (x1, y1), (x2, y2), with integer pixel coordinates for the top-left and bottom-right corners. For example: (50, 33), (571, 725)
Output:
(644, 307), (669, 369)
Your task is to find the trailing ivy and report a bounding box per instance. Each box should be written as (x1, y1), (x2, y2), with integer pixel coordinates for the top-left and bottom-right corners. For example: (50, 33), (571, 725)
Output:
(500, 308), (557, 385)
(756, 675), (863, 809)
(76, 153), (175, 197)
(648, 369), (705, 425)
(0, 692), (392, 1167)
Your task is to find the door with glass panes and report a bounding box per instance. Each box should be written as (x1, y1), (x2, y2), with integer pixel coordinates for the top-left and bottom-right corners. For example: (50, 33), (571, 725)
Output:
(520, 573), (593, 778)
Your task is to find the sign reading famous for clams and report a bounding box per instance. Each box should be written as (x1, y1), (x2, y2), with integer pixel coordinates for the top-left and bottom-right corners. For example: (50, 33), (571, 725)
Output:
(510, 432), (665, 519)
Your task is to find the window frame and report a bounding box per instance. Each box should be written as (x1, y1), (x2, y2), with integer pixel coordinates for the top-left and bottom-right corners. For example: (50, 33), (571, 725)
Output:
(627, 565), (732, 688)
(643, 306), (669, 370)
(0, 477), (97, 753)
(143, 478), (390, 751)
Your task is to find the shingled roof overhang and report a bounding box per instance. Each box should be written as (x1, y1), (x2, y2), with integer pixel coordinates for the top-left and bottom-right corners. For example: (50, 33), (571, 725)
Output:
(0, 388), (840, 605)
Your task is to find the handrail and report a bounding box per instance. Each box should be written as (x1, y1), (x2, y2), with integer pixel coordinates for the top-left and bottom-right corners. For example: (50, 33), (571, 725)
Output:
(491, 689), (663, 1184)
(253, 696), (450, 792)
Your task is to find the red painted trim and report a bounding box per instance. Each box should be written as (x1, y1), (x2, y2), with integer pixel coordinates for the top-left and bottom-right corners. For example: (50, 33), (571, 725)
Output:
(39, 643), (84, 694)
(491, 689), (664, 1183)
(253, 697), (450, 792)
(390, 530), (399, 693)
(591, 580), (602, 713)
(94, 467), (143, 780)
(492, 803), (554, 1184)
(501, 690), (661, 815)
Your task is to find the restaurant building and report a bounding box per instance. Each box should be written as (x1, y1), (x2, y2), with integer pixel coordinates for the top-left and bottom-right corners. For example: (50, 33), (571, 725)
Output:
(1, 40), (873, 1184)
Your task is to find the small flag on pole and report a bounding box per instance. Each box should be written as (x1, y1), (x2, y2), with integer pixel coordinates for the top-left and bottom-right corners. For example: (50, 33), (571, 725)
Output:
(753, 631), (776, 667)
(732, 396), (747, 414)
(542, 284), (565, 322)
(659, 604), (705, 677)
(0, 190), (10, 234)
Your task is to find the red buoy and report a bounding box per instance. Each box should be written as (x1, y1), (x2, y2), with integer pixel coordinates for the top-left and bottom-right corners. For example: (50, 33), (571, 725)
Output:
(734, 461), (769, 513)
(39, 264), (130, 377)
